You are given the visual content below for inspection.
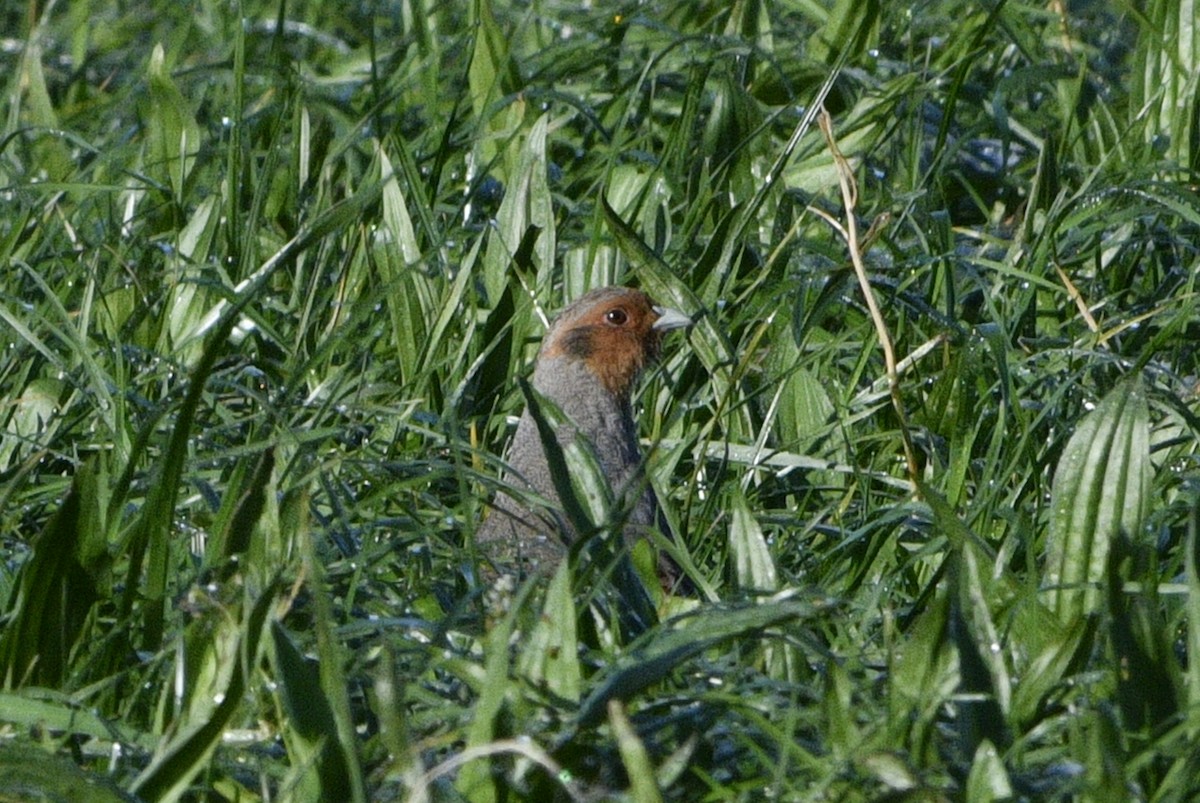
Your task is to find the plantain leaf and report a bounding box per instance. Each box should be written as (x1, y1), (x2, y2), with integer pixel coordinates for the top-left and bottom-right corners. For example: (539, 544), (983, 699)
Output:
(808, 0), (880, 65)
(729, 489), (777, 593)
(467, 0), (525, 182)
(146, 43), (202, 199)
(518, 560), (582, 703)
(131, 579), (280, 802)
(0, 376), (63, 472)
(270, 621), (354, 802)
(1132, 0), (1200, 172)
(0, 462), (102, 688)
(1044, 376), (1151, 625)
(965, 739), (1014, 802)
(377, 146), (427, 382)
(162, 195), (221, 367)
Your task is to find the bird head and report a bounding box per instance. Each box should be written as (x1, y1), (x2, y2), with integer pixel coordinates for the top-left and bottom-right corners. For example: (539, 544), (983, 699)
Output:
(540, 287), (692, 400)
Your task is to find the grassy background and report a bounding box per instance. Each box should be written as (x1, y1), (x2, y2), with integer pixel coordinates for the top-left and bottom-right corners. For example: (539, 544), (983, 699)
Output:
(2, 0), (1199, 799)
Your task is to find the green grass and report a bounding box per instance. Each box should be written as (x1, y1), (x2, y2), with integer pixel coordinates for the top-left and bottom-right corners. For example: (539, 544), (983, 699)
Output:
(2, 0), (1199, 799)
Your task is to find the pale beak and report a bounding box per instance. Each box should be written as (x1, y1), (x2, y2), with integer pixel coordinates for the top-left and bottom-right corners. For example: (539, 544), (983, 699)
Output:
(652, 305), (692, 332)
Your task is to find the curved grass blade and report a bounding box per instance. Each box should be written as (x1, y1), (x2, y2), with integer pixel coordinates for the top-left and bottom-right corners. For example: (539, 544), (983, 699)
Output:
(567, 595), (829, 731)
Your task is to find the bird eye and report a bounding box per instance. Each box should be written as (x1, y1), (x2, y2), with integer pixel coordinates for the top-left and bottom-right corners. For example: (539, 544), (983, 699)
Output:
(604, 308), (628, 326)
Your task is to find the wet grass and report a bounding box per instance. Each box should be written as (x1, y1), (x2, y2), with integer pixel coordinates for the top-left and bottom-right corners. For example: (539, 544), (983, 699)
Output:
(1, 0), (1199, 799)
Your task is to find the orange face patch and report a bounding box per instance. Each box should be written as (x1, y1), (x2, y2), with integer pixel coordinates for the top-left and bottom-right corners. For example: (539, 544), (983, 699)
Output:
(542, 289), (665, 399)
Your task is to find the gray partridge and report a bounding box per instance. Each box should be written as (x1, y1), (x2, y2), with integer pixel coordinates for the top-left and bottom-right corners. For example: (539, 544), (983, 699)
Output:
(476, 286), (691, 584)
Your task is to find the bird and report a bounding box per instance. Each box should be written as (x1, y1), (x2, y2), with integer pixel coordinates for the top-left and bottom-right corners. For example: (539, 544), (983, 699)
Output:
(476, 286), (692, 591)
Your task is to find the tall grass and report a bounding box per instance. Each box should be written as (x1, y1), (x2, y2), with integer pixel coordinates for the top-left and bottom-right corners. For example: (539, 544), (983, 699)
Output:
(1, 0), (1198, 799)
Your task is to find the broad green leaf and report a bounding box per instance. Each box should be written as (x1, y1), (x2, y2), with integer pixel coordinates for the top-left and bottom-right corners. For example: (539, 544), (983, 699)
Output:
(781, 94), (886, 193)
(1009, 616), (1089, 726)
(729, 488), (805, 680)
(518, 561), (581, 702)
(377, 146), (428, 381)
(774, 364), (836, 453)
(0, 693), (152, 751)
(0, 463), (102, 689)
(821, 657), (858, 760)
(457, 577), (530, 803)
(13, 34), (72, 181)
(163, 195), (221, 365)
(965, 739), (1014, 802)
(701, 71), (765, 200)
(131, 581), (279, 802)
(725, 0), (775, 85)
(764, 312), (844, 487)
(481, 112), (554, 302)
(1084, 706), (1130, 797)
(730, 490), (777, 592)
(808, 0), (880, 65)
(467, 0), (521, 125)
(498, 113), (555, 282)
(6, 263), (124, 460)
(1044, 376), (1151, 624)
(888, 591), (957, 755)
(467, 0), (524, 180)
(1133, 0), (1200, 171)
(922, 487), (1011, 754)
(270, 622), (354, 802)
(146, 43), (202, 199)
(0, 376), (63, 472)
(379, 146), (422, 266)
(296, 499), (367, 803)
(205, 448), (276, 568)
(1106, 538), (1183, 735)
(861, 752), (917, 793)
